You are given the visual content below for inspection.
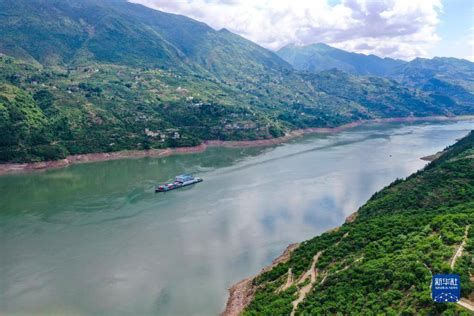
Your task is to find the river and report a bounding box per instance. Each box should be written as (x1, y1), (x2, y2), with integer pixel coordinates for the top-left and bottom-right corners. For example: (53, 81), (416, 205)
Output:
(0, 121), (472, 315)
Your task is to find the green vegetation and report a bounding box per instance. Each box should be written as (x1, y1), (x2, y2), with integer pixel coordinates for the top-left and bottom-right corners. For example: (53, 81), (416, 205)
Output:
(391, 57), (474, 108)
(277, 43), (404, 76)
(244, 131), (474, 315)
(0, 0), (473, 163)
(0, 55), (283, 162)
(277, 44), (474, 109)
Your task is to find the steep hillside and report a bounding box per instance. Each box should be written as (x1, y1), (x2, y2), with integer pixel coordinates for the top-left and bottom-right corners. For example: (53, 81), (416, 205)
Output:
(391, 57), (474, 92)
(0, 0), (183, 68)
(277, 44), (474, 110)
(277, 43), (403, 76)
(0, 0), (290, 77)
(302, 69), (468, 117)
(0, 0), (472, 163)
(390, 57), (474, 108)
(236, 132), (474, 315)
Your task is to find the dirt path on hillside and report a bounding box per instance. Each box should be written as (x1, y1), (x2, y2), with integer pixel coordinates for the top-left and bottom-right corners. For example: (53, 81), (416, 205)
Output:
(279, 268), (294, 292)
(457, 299), (474, 312)
(290, 251), (323, 316)
(450, 225), (470, 269)
(221, 243), (300, 316)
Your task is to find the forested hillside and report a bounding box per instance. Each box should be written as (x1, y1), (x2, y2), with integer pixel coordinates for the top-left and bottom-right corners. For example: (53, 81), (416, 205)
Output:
(0, 0), (473, 163)
(241, 132), (474, 315)
(277, 44), (474, 111)
(390, 57), (474, 108)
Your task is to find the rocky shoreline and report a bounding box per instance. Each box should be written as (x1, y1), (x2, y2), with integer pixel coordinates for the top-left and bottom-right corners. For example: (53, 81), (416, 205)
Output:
(1, 115), (472, 175)
(221, 243), (300, 316)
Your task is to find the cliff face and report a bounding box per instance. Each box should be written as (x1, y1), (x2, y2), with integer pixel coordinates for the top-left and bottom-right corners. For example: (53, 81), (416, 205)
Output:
(227, 131), (474, 315)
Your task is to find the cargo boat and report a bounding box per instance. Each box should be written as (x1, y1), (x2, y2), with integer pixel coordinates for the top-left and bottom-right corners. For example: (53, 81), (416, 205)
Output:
(155, 174), (203, 192)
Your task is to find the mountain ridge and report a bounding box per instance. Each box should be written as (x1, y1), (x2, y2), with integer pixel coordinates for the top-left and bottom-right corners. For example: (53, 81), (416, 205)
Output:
(277, 43), (474, 109)
(277, 43), (405, 76)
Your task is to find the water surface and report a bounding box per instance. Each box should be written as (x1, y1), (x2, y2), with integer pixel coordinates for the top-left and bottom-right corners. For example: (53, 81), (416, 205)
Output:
(0, 121), (472, 315)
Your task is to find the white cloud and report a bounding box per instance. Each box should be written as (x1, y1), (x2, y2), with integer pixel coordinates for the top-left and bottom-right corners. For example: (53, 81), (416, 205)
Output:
(130, 0), (442, 60)
(467, 27), (474, 61)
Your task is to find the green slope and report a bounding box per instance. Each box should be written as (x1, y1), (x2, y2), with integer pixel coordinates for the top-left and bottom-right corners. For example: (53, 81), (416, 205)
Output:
(301, 69), (469, 117)
(390, 57), (474, 109)
(0, 0), (290, 75)
(277, 43), (403, 76)
(277, 43), (474, 110)
(243, 132), (474, 315)
(0, 0), (472, 163)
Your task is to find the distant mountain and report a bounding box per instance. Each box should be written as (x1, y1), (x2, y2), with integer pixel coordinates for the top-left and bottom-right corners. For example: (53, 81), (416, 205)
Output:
(392, 57), (474, 89)
(301, 69), (461, 118)
(277, 43), (474, 108)
(0, 0), (472, 163)
(277, 43), (404, 76)
(390, 57), (474, 108)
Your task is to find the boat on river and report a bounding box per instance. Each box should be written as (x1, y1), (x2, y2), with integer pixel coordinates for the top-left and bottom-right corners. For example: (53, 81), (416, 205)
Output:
(155, 174), (203, 192)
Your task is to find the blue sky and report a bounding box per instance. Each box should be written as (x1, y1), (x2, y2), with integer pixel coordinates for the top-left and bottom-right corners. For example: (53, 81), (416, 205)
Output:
(133, 0), (474, 60)
(432, 0), (473, 60)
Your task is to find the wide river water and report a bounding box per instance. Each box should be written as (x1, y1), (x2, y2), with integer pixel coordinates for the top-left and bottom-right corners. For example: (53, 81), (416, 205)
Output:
(0, 121), (473, 315)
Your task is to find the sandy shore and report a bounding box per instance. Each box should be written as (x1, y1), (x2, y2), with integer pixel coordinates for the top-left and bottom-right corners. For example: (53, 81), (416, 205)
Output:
(1, 115), (472, 175)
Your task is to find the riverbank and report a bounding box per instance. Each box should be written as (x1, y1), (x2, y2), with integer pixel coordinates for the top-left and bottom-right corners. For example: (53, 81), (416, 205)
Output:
(221, 210), (360, 316)
(221, 243), (300, 316)
(1, 115), (472, 175)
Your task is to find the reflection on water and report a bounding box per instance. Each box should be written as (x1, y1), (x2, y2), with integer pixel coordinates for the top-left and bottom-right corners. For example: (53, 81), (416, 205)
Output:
(0, 121), (472, 315)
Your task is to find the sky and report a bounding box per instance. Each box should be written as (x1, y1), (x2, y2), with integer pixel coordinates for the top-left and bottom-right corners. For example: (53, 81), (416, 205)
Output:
(131, 0), (474, 61)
